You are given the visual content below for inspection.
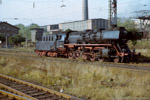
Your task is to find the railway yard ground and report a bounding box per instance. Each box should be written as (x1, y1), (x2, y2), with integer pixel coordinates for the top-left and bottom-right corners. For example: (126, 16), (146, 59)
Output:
(0, 41), (150, 100)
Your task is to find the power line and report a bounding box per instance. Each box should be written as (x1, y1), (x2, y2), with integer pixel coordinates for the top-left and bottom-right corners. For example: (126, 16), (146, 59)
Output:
(1, 0), (149, 25)
(22, 0), (80, 18)
(32, 7), (107, 20)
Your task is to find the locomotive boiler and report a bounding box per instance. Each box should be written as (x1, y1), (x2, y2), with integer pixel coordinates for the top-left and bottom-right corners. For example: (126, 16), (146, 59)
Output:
(35, 27), (137, 63)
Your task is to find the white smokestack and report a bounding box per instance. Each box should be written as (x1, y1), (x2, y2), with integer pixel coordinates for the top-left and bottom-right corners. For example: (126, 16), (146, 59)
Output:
(82, 0), (89, 20)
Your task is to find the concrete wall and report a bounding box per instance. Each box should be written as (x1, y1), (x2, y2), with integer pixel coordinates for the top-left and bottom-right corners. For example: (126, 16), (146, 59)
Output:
(31, 30), (36, 42)
(59, 19), (108, 31)
(91, 19), (108, 30)
(31, 29), (44, 42)
(47, 24), (59, 32)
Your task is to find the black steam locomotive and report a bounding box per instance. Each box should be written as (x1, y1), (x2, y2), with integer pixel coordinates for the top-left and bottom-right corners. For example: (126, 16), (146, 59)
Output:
(35, 27), (137, 63)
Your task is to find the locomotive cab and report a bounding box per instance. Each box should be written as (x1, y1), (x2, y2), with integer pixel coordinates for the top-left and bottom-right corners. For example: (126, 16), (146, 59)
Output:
(56, 33), (66, 48)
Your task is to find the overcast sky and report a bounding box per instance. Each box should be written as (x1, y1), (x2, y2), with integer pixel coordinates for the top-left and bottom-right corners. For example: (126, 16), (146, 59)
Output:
(0, 0), (149, 26)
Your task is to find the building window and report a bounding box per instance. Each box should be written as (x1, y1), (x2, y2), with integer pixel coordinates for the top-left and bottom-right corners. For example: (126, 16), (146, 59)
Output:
(49, 36), (51, 41)
(46, 37), (48, 41)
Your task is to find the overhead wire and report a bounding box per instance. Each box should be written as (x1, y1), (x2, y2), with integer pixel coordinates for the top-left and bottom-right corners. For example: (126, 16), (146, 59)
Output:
(22, 0), (81, 18)
(1, 0), (149, 25)
(33, 7), (108, 20)
(20, 0), (78, 17)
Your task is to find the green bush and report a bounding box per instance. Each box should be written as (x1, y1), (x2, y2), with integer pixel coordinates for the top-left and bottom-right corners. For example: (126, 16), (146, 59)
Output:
(9, 35), (25, 46)
(0, 35), (5, 42)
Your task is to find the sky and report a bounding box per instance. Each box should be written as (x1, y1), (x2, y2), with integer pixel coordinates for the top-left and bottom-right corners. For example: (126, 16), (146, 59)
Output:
(0, 0), (150, 26)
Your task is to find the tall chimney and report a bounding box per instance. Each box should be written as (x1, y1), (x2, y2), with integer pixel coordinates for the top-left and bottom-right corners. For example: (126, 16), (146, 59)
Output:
(82, 0), (89, 20)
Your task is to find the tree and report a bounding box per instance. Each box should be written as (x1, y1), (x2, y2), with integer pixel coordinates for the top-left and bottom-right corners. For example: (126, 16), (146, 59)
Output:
(0, 35), (5, 42)
(9, 35), (25, 46)
(15, 23), (39, 40)
(118, 18), (137, 32)
(118, 18), (143, 46)
(29, 23), (39, 29)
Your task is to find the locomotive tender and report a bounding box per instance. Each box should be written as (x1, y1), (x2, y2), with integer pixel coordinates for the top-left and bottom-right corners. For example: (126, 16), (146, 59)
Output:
(35, 27), (137, 63)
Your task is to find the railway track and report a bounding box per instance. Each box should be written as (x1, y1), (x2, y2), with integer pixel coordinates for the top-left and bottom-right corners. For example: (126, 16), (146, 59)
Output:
(0, 74), (82, 100)
(0, 89), (29, 100)
(0, 50), (150, 72)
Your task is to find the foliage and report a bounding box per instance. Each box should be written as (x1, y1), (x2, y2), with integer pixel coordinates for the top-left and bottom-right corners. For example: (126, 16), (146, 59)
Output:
(131, 40), (137, 47)
(15, 23), (39, 40)
(0, 54), (150, 100)
(9, 35), (25, 46)
(118, 18), (137, 31)
(0, 35), (5, 42)
(118, 18), (143, 46)
(65, 29), (72, 33)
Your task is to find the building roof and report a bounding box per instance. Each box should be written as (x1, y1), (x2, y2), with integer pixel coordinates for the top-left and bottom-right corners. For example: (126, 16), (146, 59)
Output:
(40, 24), (59, 27)
(60, 18), (108, 24)
(0, 22), (20, 30)
(30, 28), (44, 30)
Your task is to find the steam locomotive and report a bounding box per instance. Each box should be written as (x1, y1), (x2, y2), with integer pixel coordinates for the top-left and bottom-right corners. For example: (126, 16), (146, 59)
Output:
(35, 27), (137, 63)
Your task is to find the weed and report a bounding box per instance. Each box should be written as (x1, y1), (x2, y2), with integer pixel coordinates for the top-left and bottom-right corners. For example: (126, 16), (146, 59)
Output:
(0, 55), (149, 100)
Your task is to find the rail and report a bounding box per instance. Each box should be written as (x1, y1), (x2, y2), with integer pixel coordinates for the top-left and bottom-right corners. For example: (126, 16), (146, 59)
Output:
(0, 89), (30, 100)
(0, 74), (82, 100)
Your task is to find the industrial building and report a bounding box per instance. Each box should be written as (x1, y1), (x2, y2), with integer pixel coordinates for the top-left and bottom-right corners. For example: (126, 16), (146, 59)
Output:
(40, 24), (61, 34)
(38, 0), (108, 33)
(59, 18), (108, 31)
(58, 0), (108, 31)
(0, 22), (19, 48)
(31, 28), (44, 42)
(0, 22), (19, 37)
(39, 18), (108, 34)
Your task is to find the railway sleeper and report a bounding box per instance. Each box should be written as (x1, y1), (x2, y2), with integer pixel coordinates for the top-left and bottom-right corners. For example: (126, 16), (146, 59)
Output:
(10, 85), (27, 89)
(36, 94), (54, 99)
(29, 91), (47, 97)
(0, 74), (82, 100)
(23, 89), (39, 94)
(16, 88), (36, 93)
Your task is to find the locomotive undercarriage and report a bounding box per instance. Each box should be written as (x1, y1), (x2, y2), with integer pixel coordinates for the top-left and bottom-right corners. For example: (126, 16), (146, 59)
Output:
(65, 44), (132, 63)
(35, 43), (135, 63)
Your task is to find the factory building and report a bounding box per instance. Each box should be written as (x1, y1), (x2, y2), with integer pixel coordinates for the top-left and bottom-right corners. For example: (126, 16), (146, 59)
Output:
(0, 22), (19, 37)
(38, 0), (108, 33)
(0, 22), (19, 48)
(31, 28), (44, 42)
(40, 24), (61, 34)
(46, 24), (61, 34)
(59, 18), (108, 31)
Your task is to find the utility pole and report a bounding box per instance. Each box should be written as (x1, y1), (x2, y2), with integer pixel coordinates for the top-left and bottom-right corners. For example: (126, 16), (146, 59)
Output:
(108, 0), (117, 30)
(108, 0), (112, 30)
(26, 34), (28, 48)
(5, 35), (8, 48)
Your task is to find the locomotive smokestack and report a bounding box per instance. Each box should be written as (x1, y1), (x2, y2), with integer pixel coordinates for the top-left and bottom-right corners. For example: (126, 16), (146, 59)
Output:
(82, 0), (89, 20)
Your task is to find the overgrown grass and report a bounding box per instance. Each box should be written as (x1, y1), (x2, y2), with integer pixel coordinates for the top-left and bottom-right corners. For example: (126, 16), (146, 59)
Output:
(0, 55), (150, 100)
(128, 40), (150, 49)
(128, 40), (150, 58)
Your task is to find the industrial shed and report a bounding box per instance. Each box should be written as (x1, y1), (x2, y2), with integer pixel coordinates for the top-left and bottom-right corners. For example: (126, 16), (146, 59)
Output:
(31, 28), (44, 42)
(59, 18), (108, 31)
(0, 22), (19, 48)
(0, 22), (19, 37)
